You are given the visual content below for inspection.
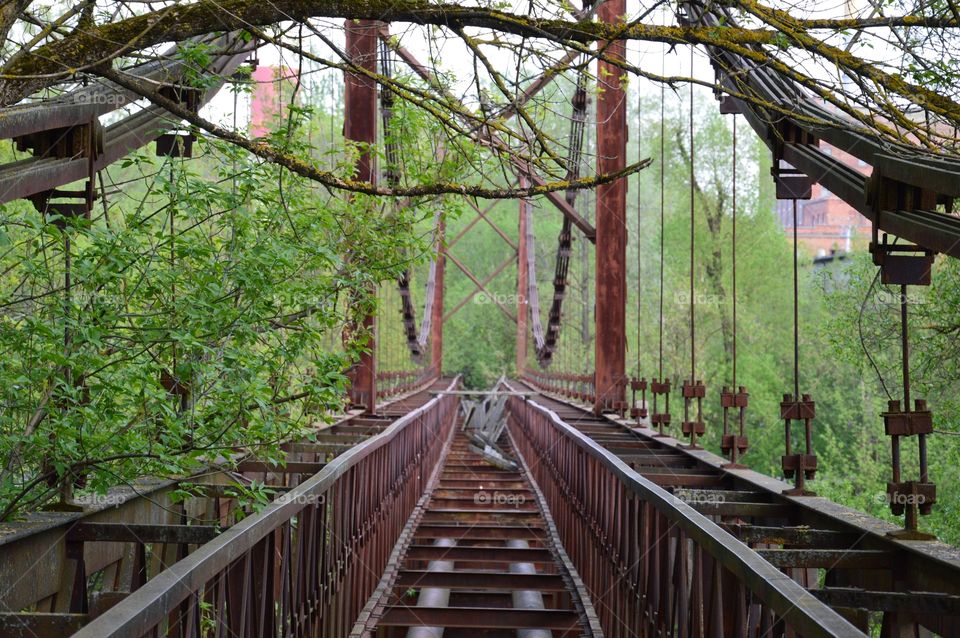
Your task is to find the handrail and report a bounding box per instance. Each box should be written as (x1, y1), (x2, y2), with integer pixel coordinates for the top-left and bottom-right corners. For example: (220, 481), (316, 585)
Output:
(523, 371), (595, 406)
(74, 376), (461, 638)
(508, 395), (866, 638)
(376, 366), (437, 400)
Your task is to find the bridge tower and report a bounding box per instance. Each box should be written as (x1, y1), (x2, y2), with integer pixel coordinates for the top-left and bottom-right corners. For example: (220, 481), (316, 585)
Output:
(344, 19), (379, 410)
(594, 0), (628, 413)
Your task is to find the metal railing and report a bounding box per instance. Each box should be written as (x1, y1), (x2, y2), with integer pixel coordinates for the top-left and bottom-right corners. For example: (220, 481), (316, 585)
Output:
(523, 371), (595, 405)
(375, 366), (437, 401)
(507, 396), (866, 638)
(74, 378), (460, 638)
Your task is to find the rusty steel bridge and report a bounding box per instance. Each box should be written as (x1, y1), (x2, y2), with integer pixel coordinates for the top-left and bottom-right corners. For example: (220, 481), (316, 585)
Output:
(3, 0), (960, 637)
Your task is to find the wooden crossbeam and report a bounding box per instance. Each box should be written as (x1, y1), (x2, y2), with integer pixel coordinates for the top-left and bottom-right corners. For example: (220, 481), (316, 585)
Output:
(0, 613), (87, 637)
(67, 523), (219, 545)
(234, 460), (327, 473)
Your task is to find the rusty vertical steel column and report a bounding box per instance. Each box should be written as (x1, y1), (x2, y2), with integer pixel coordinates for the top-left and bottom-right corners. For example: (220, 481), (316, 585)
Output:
(431, 218), (446, 377)
(344, 19), (378, 411)
(594, 0), (628, 413)
(517, 191), (529, 376)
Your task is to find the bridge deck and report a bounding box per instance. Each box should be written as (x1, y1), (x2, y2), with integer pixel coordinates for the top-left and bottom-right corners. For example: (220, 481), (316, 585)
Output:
(6, 379), (960, 637)
(355, 424), (600, 637)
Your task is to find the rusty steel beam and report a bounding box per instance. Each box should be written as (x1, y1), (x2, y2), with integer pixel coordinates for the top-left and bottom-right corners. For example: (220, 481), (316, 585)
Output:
(0, 612), (87, 637)
(449, 199), (515, 250)
(66, 523), (218, 545)
(0, 35), (250, 206)
(447, 255), (517, 322)
(404, 544), (550, 562)
(380, 607), (580, 630)
(811, 588), (960, 615)
(430, 221), (445, 374)
(344, 19), (379, 411)
(381, 37), (597, 242)
(593, 0), (628, 414)
(757, 549), (890, 570)
(395, 570), (565, 591)
(233, 460), (327, 473)
(517, 188), (530, 375)
(688, 1), (960, 258)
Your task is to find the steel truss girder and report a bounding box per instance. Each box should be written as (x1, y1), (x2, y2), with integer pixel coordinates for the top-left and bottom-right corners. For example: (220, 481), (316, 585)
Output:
(0, 34), (251, 206)
(381, 35), (597, 242)
(687, 1), (960, 258)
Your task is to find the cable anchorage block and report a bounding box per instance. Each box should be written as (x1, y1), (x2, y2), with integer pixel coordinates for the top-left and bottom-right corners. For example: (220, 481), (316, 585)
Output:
(870, 234), (934, 286)
(781, 453), (818, 477)
(780, 394), (816, 421)
(158, 84), (202, 112)
(886, 480), (936, 516)
(681, 379), (705, 399)
(722, 434), (749, 455)
(681, 420), (705, 435)
(882, 399), (933, 437)
(650, 379), (670, 395)
(780, 393), (817, 493)
(720, 386), (749, 460)
(156, 132), (195, 158)
(720, 386), (748, 408)
(866, 170), (940, 215)
(630, 377), (648, 420)
(717, 95), (740, 115)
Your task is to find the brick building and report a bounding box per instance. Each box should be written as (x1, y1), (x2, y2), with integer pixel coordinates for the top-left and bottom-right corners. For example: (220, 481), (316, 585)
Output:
(249, 66), (300, 138)
(775, 142), (873, 257)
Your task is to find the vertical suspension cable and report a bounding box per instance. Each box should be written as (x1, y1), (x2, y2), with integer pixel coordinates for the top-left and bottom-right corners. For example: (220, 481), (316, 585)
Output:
(636, 83), (642, 379)
(630, 68), (647, 421)
(732, 116), (737, 388)
(388, 283), (394, 375)
(688, 46), (695, 387)
(657, 46), (665, 382)
(169, 160), (178, 409)
(781, 195), (816, 495)
(792, 199), (800, 401)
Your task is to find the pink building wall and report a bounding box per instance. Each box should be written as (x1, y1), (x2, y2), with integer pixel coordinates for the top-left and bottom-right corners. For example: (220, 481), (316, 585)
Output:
(776, 142), (874, 257)
(249, 66), (299, 138)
